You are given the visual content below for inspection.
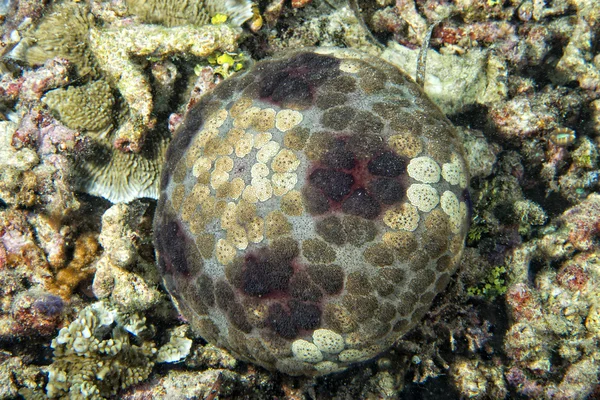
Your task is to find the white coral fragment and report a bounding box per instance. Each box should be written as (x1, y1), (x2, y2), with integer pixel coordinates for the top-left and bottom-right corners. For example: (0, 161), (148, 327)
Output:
(157, 326), (193, 363)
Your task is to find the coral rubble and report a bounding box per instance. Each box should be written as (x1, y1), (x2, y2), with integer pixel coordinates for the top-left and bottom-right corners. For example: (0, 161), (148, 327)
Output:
(503, 195), (600, 398)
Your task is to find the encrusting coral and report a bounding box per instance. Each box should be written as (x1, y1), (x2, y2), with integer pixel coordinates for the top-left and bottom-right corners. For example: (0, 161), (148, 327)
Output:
(46, 300), (197, 399)
(24, 1), (99, 80)
(42, 80), (115, 134)
(156, 325), (193, 363)
(382, 43), (508, 115)
(88, 22), (242, 154)
(125, 0), (256, 28)
(48, 233), (100, 299)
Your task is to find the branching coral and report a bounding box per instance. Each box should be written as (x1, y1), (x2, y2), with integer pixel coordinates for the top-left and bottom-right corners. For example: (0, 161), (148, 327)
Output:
(46, 301), (157, 399)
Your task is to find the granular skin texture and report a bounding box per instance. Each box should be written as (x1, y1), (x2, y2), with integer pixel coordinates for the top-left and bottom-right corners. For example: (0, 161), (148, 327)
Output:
(154, 48), (470, 376)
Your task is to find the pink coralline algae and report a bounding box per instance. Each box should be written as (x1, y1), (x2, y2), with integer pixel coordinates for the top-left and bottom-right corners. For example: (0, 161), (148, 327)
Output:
(0, 59), (71, 105)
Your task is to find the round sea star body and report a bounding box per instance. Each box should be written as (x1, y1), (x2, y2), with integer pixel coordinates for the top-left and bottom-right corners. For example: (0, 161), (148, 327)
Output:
(154, 48), (470, 376)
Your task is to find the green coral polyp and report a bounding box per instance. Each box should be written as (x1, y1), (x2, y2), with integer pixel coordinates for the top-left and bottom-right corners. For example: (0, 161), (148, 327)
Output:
(467, 266), (508, 299)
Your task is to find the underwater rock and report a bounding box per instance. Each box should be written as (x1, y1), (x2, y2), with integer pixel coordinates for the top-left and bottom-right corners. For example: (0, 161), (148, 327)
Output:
(92, 202), (162, 313)
(502, 193), (600, 398)
(153, 48), (470, 376)
(88, 22), (242, 153)
(382, 42), (508, 115)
